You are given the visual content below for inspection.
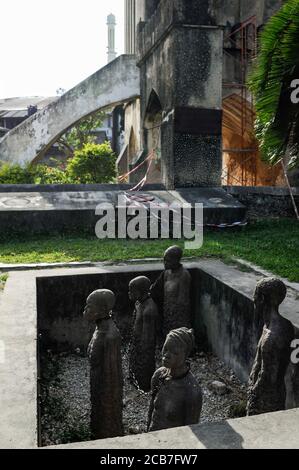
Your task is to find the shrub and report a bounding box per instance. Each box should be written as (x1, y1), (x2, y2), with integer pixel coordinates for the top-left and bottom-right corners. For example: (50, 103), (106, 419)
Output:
(30, 164), (70, 184)
(67, 142), (116, 184)
(0, 142), (116, 185)
(0, 162), (69, 184)
(0, 162), (35, 184)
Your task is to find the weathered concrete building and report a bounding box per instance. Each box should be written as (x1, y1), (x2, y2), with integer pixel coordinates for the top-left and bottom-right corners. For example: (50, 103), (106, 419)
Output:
(0, 0), (291, 187)
(139, 0), (223, 188)
(120, 0), (286, 187)
(0, 96), (58, 131)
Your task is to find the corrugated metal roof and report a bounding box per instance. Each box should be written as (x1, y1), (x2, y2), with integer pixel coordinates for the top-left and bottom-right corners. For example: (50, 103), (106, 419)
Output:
(0, 110), (28, 118)
(0, 96), (58, 116)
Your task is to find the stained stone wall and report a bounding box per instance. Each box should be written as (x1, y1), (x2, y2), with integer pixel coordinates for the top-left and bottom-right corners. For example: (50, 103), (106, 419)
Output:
(137, 0), (223, 189)
(36, 268), (199, 350)
(144, 0), (160, 19)
(36, 260), (299, 407)
(226, 186), (299, 218)
(123, 0), (284, 188)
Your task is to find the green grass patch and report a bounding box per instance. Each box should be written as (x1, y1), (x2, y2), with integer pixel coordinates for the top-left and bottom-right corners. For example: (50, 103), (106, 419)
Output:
(0, 273), (8, 290)
(0, 219), (298, 281)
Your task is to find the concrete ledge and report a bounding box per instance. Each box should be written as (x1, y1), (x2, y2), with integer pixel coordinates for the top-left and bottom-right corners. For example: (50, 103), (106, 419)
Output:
(48, 408), (299, 449)
(225, 185), (299, 218)
(0, 183), (165, 193)
(225, 186), (299, 196)
(0, 270), (37, 449)
(0, 188), (246, 235)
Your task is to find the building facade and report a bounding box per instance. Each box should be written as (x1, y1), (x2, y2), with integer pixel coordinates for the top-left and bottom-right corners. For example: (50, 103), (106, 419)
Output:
(120, 0), (291, 187)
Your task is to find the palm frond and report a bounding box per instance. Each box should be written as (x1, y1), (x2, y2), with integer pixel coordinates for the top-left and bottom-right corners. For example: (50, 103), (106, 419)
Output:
(248, 0), (299, 168)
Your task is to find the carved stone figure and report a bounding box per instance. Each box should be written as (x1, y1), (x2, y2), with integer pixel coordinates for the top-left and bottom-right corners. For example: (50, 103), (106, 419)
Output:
(151, 246), (191, 338)
(128, 276), (159, 392)
(83, 289), (123, 439)
(247, 278), (294, 416)
(291, 362), (299, 408)
(148, 327), (202, 431)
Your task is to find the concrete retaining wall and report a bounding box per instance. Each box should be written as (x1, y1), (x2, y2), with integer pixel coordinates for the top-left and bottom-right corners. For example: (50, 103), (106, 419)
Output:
(37, 268), (164, 350)
(0, 187), (246, 236)
(225, 186), (299, 218)
(36, 260), (299, 389)
(194, 269), (261, 382)
(1, 260), (298, 448)
(0, 55), (140, 164)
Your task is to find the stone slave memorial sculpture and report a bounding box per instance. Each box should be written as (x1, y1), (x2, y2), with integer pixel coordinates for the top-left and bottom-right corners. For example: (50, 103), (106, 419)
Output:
(247, 278), (294, 416)
(151, 246), (191, 338)
(83, 289), (123, 439)
(128, 276), (159, 392)
(148, 327), (202, 431)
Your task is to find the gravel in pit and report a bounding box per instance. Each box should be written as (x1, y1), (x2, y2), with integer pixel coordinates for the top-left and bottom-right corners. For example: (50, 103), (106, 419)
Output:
(40, 348), (247, 447)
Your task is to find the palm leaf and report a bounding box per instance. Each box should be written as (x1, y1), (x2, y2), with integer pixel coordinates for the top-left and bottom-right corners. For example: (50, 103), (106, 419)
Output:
(248, 0), (299, 168)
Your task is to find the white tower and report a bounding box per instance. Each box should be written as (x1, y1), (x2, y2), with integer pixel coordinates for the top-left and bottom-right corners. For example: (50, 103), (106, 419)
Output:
(107, 13), (117, 63)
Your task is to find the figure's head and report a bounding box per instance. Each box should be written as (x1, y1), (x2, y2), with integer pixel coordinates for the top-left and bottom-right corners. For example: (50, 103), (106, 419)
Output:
(129, 276), (151, 302)
(254, 277), (287, 312)
(83, 289), (115, 322)
(162, 327), (194, 370)
(164, 245), (183, 270)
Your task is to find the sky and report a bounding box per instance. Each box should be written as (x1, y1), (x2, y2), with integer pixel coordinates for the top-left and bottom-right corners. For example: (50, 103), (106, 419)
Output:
(0, 0), (124, 99)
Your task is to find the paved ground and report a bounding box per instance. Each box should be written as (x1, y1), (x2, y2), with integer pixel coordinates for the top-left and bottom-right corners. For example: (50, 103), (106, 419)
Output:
(50, 408), (299, 449)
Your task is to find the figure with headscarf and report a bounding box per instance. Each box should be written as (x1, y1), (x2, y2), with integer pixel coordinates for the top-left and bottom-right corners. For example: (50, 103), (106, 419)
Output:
(150, 246), (191, 338)
(83, 289), (123, 439)
(247, 278), (294, 416)
(128, 276), (159, 392)
(147, 327), (202, 431)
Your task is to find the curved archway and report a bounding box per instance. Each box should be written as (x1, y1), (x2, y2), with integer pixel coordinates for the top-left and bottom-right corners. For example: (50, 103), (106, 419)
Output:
(128, 126), (138, 165)
(143, 89), (162, 183)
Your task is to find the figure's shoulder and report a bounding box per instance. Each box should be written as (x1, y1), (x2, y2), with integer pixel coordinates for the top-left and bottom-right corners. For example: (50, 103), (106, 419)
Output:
(107, 319), (122, 339)
(181, 266), (191, 280)
(277, 317), (295, 346)
(185, 371), (202, 393)
(145, 297), (159, 315)
(164, 269), (171, 279)
(185, 370), (201, 393)
(151, 367), (168, 389)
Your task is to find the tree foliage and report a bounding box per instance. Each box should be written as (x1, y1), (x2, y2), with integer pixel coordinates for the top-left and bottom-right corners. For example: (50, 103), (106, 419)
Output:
(67, 142), (116, 184)
(0, 142), (116, 184)
(248, 0), (299, 168)
(57, 110), (106, 157)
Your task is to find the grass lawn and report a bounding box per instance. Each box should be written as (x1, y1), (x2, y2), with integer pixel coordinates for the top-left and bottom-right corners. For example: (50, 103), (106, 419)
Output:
(0, 273), (8, 290)
(0, 219), (298, 281)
